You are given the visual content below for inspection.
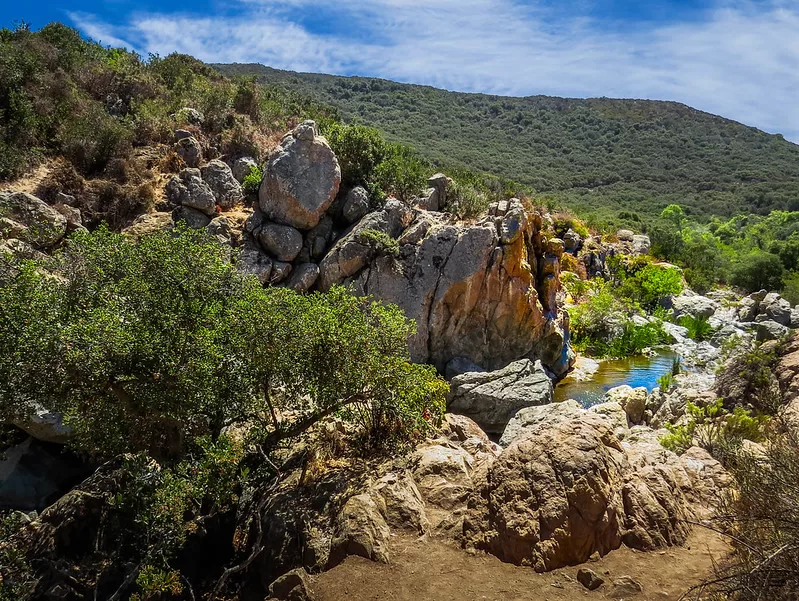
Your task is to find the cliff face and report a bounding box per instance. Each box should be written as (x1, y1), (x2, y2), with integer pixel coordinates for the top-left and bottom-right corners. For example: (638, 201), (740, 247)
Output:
(318, 196), (573, 377)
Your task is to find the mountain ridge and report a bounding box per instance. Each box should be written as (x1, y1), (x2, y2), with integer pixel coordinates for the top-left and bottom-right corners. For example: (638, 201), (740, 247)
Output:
(216, 62), (799, 222)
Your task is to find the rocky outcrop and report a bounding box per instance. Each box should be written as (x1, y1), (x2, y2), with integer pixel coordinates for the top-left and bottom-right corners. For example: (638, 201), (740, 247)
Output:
(463, 406), (712, 572)
(174, 135), (202, 167)
(201, 159), (244, 209)
(322, 198), (573, 376)
(447, 359), (553, 434)
(0, 191), (67, 248)
(259, 121), (341, 230)
(166, 168), (218, 216)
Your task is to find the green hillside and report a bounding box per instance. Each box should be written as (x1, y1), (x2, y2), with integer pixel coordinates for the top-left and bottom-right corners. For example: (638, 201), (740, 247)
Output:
(216, 63), (799, 222)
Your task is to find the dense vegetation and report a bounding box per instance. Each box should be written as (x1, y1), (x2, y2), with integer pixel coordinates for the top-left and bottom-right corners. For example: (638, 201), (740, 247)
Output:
(216, 63), (799, 224)
(0, 226), (447, 600)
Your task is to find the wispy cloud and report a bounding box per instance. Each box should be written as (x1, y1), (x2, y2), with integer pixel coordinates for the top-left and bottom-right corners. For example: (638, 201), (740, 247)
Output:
(69, 1), (799, 142)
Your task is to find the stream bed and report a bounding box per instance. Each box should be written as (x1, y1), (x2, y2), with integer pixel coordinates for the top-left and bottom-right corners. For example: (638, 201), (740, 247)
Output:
(554, 350), (681, 407)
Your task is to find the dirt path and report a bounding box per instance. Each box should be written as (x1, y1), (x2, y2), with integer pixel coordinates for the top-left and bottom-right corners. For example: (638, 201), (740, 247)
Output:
(312, 529), (728, 601)
(2, 163), (51, 194)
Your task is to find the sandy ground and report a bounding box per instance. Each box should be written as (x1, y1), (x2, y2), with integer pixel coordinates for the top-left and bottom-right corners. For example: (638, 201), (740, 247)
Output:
(311, 528), (728, 601)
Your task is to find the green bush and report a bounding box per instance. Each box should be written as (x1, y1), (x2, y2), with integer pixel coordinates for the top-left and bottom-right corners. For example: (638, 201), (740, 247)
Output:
(619, 262), (684, 310)
(781, 271), (799, 305)
(660, 399), (768, 463)
(322, 121), (388, 187)
(374, 144), (429, 203)
(679, 314), (714, 341)
(731, 250), (785, 292)
(356, 228), (400, 258)
(242, 164), (263, 196)
(0, 226), (446, 458)
(448, 179), (491, 220)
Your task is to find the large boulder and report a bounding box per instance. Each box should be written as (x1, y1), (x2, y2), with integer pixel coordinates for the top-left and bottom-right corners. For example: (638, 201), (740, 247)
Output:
(320, 203), (572, 376)
(669, 293), (720, 320)
(604, 385), (648, 425)
(259, 121), (341, 230)
(165, 168), (218, 216)
(464, 411), (692, 572)
(342, 186), (370, 224)
(631, 234), (651, 255)
(201, 159), (244, 209)
(0, 192), (67, 248)
(11, 403), (72, 444)
(123, 212), (173, 237)
(447, 359), (553, 435)
(499, 399), (584, 446)
(174, 135), (202, 167)
(258, 222), (304, 262)
(760, 292), (792, 326)
(328, 493), (390, 566)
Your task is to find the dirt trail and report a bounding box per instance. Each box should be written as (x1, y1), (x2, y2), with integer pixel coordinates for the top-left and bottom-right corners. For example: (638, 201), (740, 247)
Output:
(2, 163), (52, 194)
(312, 529), (728, 601)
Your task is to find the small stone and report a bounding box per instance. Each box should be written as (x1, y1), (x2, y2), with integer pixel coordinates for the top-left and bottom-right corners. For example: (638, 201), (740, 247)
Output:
(611, 576), (643, 598)
(577, 568), (605, 591)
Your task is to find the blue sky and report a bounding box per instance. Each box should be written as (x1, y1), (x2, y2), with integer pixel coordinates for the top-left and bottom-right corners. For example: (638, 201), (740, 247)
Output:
(3, 1), (798, 142)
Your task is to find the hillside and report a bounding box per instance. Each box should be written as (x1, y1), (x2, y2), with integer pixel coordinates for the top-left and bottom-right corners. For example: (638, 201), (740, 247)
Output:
(216, 63), (799, 222)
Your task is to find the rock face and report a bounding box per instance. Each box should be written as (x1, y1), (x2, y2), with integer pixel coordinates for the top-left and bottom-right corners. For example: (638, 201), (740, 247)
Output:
(201, 159), (244, 209)
(447, 359), (553, 434)
(464, 408), (697, 572)
(166, 168), (218, 216)
(259, 121), (341, 230)
(321, 199), (572, 376)
(0, 192), (67, 248)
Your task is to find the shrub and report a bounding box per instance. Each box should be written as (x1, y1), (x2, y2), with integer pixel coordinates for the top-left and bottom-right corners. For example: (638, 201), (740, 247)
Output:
(657, 372), (675, 392)
(322, 122), (387, 187)
(374, 144), (429, 203)
(356, 228), (400, 258)
(242, 164), (263, 196)
(731, 250), (785, 292)
(716, 343), (783, 415)
(700, 434), (799, 600)
(611, 256), (683, 310)
(660, 399), (768, 463)
(781, 271), (799, 306)
(0, 226), (446, 458)
(448, 179), (491, 220)
(679, 314), (714, 341)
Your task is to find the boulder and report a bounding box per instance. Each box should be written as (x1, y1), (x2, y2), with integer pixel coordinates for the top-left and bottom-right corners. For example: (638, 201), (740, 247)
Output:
(271, 261), (293, 283)
(0, 192), (67, 248)
(268, 568), (314, 601)
(577, 567), (605, 591)
(464, 411), (691, 572)
(123, 212), (173, 237)
(757, 320), (789, 341)
(447, 359), (553, 434)
(259, 121), (341, 230)
(259, 222), (304, 262)
(415, 188), (440, 212)
(206, 215), (244, 247)
(328, 493), (390, 566)
(605, 385), (648, 425)
(611, 576), (643, 598)
(175, 107), (204, 125)
(499, 399), (584, 447)
(165, 168), (218, 216)
(172, 206), (211, 229)
(284, 263), (320, 293)
(616, 229), (634, 242)
(737, 296), (759, 322)
(11, 403), (72, 444)
(237, 244), (273, 284)
(588, 402), (629, 439)
(669, 293), (719, 320)
(232, 156), (258, 183)
(318, 198), (413, 290)
(201, 159), (244, 209)
(761, 293), (792, 326)
(342, 186), (370, 224)
(412, 443), (476, 510)
(563, 229), (581, 252)
(427, 173), (449, 208)
(0, 438), (92, 511)
(373, 472), (429, 534)
(174, 135), (202, 167)
(631, 234), (651, 255)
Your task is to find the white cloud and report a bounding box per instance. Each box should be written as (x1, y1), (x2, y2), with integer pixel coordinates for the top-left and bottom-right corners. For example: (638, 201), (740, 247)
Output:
(69, 1), (799, 142)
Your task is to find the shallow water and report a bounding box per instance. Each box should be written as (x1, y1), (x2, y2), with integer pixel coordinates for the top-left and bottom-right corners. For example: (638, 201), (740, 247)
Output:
(554, 350), (680, 407)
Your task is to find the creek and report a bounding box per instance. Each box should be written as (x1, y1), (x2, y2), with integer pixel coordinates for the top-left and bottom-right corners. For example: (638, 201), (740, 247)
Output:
(554, 350), (681, 407)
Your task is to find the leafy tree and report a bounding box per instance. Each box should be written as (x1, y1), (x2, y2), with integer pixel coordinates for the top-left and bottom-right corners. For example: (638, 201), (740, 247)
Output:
(322, 121), (388, 187)
(730, 250), (785, 292)
(0, 227), (447, 458)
